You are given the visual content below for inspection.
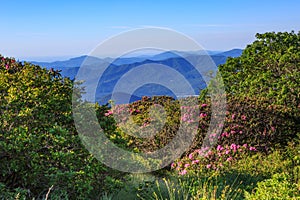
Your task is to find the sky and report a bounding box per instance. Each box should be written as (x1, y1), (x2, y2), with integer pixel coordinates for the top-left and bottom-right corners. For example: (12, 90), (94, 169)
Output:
(0, 0), (299, 61)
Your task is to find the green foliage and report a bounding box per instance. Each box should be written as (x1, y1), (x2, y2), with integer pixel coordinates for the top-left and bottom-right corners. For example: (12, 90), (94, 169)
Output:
(244, 173), (300, 200)
(215, 31), (300, 150)
(97, 96), (182, 153)
(0, 182), (27, 200)
(219, 31), (300, 108)
(0, 55), (122, 199)
(216, 31), (300, 150)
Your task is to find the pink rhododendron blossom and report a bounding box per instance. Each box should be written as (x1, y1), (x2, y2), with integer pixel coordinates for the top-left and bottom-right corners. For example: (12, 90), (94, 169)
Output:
(192, 160), (199, 164)
(230, 143), (237, 150)
(231, 114), (236, 120)
(194, 149), (201, 154)
(188, 153), (193, 160)
(184, 164), (190, 168)
(226, 157), (233, 162)
(179, 169), (187, 175)
(105, 110), (113, 116)
(271, 126), (275, 131)
(201, 103), (207, 107)
(199, 113), (207, 118)
(143, 123), (148, 127)
(171, 163), (176, 168)
(217, 145), (224, 151)
(225, 149), (230, 154)
(221, 132), (229, 137)
(249, 147), (257, 151)
(241, 115), (247, 120)
(206, 164), (212, 169)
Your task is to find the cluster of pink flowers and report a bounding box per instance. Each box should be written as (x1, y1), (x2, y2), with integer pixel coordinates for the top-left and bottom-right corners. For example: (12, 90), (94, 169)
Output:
(180, 104), (209, 123)
(103, 101), (266, 177)
(1, 57), (9, 70)
(172, 143), (258, 175)
(104, 102), (210, 131)
(180, 105), (199, 123)
(230, 113), (246, 121)
(218, 113), (247, 141)
(104, 104), (151, 130)
(1, 57), (16, 70)
(104, 110), (113, 116)
(105, 104), (142, 116)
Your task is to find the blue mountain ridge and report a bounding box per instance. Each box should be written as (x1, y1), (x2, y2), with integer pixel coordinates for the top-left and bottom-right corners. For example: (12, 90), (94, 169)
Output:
(31, 49), (242, 104)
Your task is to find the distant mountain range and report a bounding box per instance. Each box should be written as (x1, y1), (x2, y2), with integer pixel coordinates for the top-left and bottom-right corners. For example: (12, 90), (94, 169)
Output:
(30, 49), (243, 104)
(31, 49), (242, 69)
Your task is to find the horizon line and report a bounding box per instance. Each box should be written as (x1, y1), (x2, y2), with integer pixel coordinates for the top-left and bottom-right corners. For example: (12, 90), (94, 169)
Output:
(17, 48), (243, 62)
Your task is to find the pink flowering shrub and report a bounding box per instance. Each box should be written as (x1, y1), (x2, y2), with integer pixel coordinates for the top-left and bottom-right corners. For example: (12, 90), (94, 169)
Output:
(0, 55), (18, 72)
(96, 96), (182, 152)
(172, 143), (258, 175)
(217, 96), (298, 152)
(97, 93), (298, 159)
(170, 93), (299, 175)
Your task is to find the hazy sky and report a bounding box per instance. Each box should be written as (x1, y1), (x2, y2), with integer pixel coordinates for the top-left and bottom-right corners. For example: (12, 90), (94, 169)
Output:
(1, 0), (299, 61)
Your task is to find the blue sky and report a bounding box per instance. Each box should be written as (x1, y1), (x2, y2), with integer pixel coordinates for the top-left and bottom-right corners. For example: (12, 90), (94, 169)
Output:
(1, 0), (299, 61)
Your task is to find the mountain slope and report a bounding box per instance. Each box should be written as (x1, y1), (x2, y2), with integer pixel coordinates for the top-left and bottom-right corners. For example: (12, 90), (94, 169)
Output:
(31, 49), (243, 104)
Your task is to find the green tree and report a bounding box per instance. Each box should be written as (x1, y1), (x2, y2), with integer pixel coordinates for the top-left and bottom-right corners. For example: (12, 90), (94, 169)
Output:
(219, 31), (300, 108)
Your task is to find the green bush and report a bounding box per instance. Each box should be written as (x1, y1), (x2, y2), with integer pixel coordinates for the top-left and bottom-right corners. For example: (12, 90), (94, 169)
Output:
(0, 55), (123, 199)
(97, 96), (182, 153)
(215, 31), (300, 149)
(245, 173), (300, 200)
(0, 182), (27, 200)
(219, 31), (300, 109)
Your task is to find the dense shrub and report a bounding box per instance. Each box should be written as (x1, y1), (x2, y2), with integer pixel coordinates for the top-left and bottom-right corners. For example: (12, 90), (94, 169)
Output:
(170, 31), (300, 177)
(217, 31), (300, 147)
(99, 94), (298, 158)
(244, 172), (300, 200)
(216, 31), (300, 148)
(97, 96), (182, 153)
(219, 31), (300, 108)
(0, 55), (123, 199)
